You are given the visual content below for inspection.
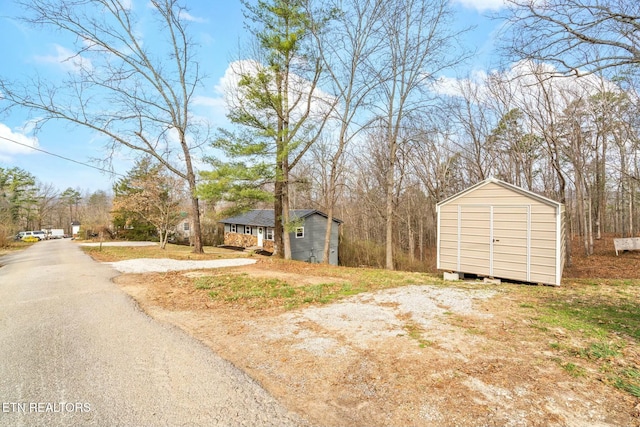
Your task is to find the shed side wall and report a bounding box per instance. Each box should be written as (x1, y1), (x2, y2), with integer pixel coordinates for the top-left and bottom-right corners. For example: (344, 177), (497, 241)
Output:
(438, 204), (460, 271)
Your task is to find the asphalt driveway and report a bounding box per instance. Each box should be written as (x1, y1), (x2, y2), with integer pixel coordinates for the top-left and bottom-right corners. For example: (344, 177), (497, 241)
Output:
(0, 239), (302, 427)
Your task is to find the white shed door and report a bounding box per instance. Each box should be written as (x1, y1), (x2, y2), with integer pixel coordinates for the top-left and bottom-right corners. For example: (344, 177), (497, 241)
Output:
(491, 206), (529, 282)
(458, 205), (530, 281)
(459, 206), (491, 276)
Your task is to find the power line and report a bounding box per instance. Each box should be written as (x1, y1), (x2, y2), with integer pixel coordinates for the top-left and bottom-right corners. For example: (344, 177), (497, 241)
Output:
(0, 134), (125, 177)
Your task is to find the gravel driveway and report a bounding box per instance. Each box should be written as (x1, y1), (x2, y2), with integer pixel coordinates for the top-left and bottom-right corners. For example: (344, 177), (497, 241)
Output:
(0, 239), (303, 427)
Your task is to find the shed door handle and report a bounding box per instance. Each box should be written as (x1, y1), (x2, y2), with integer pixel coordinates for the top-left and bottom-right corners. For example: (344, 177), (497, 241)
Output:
(493, 239), (500, 242)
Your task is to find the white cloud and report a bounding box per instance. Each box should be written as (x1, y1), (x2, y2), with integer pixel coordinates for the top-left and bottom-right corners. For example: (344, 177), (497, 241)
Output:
(33, 44), (92, 73)
(0, 123), (40, 158)
(180, 11), (207, 23)
(431, 70), (488, 97)
(432, 60), (617, 102)
(218, 60), (336, 123)
(451, 0), (508, 12)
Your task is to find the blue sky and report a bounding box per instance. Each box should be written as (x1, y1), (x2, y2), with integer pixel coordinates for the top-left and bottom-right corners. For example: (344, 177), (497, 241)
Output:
(0, 0), (505, 193)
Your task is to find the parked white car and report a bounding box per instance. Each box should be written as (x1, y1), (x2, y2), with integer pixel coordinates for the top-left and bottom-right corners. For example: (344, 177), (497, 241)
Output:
(16, 230), (47, 241)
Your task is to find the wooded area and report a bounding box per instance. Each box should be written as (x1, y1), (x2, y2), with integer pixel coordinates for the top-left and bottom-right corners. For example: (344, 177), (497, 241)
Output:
(2, 0), (639, 271)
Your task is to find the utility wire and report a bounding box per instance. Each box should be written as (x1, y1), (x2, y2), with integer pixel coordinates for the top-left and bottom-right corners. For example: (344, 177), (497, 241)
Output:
(0, 134), (125, 177)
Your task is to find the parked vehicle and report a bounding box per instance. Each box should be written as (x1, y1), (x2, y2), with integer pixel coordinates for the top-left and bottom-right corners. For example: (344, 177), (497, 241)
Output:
(16, 230), (47, 241)
(47, 229), (65, 239)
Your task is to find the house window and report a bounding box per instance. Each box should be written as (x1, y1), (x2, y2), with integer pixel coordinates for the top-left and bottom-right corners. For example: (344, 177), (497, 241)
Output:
(295, 227), (304, 238)
(244, 225), (252, 235)
(266, 228), (274, 240)
(183, 222), (190, 231)
(230, 224), (237, 233)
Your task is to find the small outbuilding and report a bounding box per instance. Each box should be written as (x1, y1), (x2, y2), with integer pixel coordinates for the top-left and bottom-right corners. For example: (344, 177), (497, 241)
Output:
(71, 221), (81, 238)
(219, 209), (342, 265)
(436, 178), (565, 286)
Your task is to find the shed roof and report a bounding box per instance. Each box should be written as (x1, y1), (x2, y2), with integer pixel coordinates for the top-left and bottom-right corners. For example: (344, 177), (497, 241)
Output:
(219, 209), (343, 227)
(436, 177), (562, 209)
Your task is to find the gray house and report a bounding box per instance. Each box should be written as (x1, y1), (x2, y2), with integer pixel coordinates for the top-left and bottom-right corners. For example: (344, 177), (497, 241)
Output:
(219, 209), (342, 265)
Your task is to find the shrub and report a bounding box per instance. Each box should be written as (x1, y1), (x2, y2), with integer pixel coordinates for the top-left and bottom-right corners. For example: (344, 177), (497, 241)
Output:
(0, 223), (11, 248)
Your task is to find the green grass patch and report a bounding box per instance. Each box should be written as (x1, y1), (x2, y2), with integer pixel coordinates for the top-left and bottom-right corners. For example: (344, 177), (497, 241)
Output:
(561, 362), (587, 378)
(614, 367), (640, 397)
(189, 263), (445, 310)
(194, 273), (373, 309)
(81, 243), (248, 262)
(549, 342), (562, 350)
(183, 258), (447, 310)
(194, 277), (213, 289)
(578, 342), (621, 360)
(403, 323), (433, 348)
(507, 278), (640, 399)
(534, 281), (640, 343)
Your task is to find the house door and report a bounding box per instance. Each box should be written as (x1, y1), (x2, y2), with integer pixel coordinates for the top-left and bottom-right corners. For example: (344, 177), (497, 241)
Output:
(257, 227), (264, 247)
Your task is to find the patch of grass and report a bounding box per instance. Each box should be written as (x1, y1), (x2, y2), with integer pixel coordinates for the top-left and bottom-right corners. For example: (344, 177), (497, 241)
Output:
(538, 308), (609, 339)
(578, 342), (621, 360)
(614, 368), (640, 397)
(403, 323), (433, 348)
(81, 243), (248, 262)
(194, 273), (365, 309)
(187, 260), (448, 310)
(549, 342), (562, 350)
(621, 367), (640, 379)
(0, 240), (36, 256)
(536, 283), (640, 342)
(515, 278), (640, 399)
(322, 266), (443, 291)
(194, 277), (213, 290)
(561, 362), (587, 377)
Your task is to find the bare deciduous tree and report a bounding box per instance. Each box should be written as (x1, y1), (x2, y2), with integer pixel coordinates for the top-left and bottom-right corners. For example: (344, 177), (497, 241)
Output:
(0, 0), (208, 252)
(503, 0), (640, 77)
(113, 158), (185, 249)
(371, 0), (468, 270)
(309, 0), (386, 264)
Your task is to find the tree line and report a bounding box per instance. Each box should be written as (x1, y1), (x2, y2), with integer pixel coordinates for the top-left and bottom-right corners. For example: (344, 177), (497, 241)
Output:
(1, 0), (639, 270)
(0, 166), (111, 244)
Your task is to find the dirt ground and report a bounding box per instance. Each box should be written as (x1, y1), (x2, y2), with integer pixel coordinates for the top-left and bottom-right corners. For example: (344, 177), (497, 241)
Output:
(113, 236), (640, 427)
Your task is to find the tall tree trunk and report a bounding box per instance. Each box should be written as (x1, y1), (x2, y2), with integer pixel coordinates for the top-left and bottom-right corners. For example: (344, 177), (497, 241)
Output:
(587, 195), (594, 255)
(186, 162), (203, 253)
(282, 173), (292, 260)
(385, 137), (397, 270)
(322, 134), (346, 264)
(322, 204), (335, 264)
(629, 179), (634, 237)
(407, 209), (415, 263)
(419, 215), (424, 262)
(274, 179), (284, 258)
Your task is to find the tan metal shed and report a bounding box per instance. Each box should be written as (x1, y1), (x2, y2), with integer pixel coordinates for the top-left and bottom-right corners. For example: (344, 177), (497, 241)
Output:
(436, 178), (565, 286)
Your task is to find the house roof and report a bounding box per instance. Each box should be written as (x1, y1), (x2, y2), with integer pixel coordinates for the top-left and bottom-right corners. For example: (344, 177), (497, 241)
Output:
(219, 209), (343, 226)
(436, 177), (563, 209)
